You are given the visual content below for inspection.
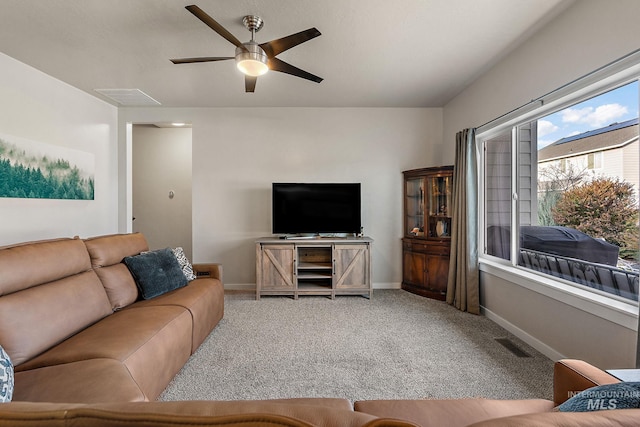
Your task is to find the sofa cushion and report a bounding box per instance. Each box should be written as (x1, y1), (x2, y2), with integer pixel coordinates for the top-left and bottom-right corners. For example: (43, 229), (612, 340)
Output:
(0, 270), (113, 366)
(0, 411), (324, 427)
(125, 278), (224, 353)
(94, 263), (140, 310)
(84, 233), (149, 310)
(0, 344), (13, 402)
(468, 408), (640, 426)
(84, 233), (149, 268)
(354, 398), (555, 427)
(556, 382), (640, 412)
(124, 248), (188, 299)
(0, 399), (381, 427)
(0, 238), (91, 296)
(13, 359), (147, 403)
(16, 305), (193, 401)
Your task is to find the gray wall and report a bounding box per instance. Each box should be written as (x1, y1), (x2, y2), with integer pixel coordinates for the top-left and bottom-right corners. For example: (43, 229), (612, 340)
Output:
(0, 52), (118, 245)
(120, 107), (443, 288)
(443, 0), (640, 368)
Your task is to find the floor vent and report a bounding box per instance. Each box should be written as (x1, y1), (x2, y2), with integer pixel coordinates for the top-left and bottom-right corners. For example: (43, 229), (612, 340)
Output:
(495, 338), (531, 358)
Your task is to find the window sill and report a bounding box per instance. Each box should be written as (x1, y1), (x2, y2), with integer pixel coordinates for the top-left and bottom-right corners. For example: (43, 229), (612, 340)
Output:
(479, 257), (638, 330)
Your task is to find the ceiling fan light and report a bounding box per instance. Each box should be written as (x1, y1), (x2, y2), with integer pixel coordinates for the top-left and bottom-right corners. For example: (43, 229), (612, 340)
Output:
(235, 43), (269, 77)
(237, 58), (269, 76)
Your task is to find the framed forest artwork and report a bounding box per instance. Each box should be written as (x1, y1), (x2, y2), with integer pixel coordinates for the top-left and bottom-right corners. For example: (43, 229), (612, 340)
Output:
(0, 133), (95, 200)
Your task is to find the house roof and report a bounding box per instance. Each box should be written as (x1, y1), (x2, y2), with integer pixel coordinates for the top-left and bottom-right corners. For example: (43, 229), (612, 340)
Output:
(538, 118), (639, 162)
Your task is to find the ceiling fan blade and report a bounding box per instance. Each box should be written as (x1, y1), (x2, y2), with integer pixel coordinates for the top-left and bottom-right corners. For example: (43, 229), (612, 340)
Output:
(170, 57), (233, 64)
(260, 28), (321, 58)
(185, 5), (244, 48)
(245, 76), (257, 93)
(268, 58), (323, 83)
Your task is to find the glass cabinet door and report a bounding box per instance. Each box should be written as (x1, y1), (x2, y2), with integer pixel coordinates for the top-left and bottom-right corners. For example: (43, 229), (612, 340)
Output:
(405, 177), (425, 236)
(428, 176), (452, 238)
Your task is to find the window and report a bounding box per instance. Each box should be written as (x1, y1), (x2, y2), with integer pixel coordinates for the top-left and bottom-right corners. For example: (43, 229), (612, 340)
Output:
(481, 76), (639, 303)
(484, 129), (512, 260)
(587, 152), (603, 170)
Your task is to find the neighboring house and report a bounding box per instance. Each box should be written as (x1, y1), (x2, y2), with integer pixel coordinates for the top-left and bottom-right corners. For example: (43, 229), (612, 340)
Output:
(538, 118), (640, 195)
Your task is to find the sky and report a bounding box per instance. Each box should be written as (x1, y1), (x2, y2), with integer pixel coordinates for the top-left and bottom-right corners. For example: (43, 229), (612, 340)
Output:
(537, 80), (639, 149)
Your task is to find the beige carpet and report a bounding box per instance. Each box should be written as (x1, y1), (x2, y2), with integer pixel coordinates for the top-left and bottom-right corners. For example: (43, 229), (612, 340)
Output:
(159, 290), (554, 402)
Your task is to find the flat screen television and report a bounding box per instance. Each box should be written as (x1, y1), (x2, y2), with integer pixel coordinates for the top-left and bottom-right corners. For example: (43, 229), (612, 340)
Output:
(272, 183), (361, 235)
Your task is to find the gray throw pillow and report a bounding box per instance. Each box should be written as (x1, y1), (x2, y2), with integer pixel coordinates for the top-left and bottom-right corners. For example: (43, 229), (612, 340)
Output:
(556, 382), (640, 412)
(124, 248), (188, 299)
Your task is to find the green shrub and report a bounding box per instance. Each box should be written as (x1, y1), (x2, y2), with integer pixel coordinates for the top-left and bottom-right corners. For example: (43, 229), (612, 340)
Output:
(552, 177), (639, 260)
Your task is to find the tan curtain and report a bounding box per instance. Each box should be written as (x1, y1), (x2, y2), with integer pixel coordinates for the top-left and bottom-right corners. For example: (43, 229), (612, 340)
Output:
(446, 128), (479, 314)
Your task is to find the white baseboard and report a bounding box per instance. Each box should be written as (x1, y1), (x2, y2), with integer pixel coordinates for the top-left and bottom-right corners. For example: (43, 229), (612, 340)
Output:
(224, 282), (402, 291)
(373, 282), (402, 289)
(481, 306), (566, 361)
(224, 283), (255, 291)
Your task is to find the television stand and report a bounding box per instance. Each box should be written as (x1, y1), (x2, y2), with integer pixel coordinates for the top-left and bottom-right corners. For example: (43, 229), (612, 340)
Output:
(255, 236), (373, 300)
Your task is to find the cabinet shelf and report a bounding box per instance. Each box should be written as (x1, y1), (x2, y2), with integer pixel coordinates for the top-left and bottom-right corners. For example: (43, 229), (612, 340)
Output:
(298, 262), (332, 270)
(298, 272), (332, 279)
(297, 281), (333, 291)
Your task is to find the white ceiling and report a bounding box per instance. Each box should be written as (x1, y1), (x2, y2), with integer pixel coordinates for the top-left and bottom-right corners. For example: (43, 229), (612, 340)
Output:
(0, 0), (572, 108)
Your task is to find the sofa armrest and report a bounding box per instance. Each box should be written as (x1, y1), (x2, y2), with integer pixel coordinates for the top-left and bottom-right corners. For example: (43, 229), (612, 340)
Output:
(192, 263), (223, 282)
(553, 359), (621, 405)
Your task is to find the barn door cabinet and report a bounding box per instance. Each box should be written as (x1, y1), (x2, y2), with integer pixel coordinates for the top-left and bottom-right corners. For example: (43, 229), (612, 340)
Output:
(256, 237), (373, 300)
(402, 166), (453, 300)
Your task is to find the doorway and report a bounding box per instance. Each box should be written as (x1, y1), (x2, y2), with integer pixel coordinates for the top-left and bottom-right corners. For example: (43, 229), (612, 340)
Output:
(131, 124), (193, 259)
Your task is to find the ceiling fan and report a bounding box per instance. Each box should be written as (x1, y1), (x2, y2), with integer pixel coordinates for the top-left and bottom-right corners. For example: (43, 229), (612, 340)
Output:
(171, 5), (323, 93)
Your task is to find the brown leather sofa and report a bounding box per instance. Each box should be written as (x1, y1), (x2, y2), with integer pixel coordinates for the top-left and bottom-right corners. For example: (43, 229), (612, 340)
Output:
(0, 232), (224, 403)
(0, 359), (639, 426)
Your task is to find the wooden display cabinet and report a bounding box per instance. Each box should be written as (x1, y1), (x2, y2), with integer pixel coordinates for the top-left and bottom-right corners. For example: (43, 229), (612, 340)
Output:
(402, 166), (453, 300)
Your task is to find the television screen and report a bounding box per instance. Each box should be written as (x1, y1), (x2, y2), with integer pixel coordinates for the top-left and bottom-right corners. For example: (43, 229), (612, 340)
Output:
(272, 183), (361, 235)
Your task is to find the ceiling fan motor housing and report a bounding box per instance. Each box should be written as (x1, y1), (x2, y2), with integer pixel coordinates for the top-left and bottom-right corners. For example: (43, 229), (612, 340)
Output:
(235, 42), (269, 76)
